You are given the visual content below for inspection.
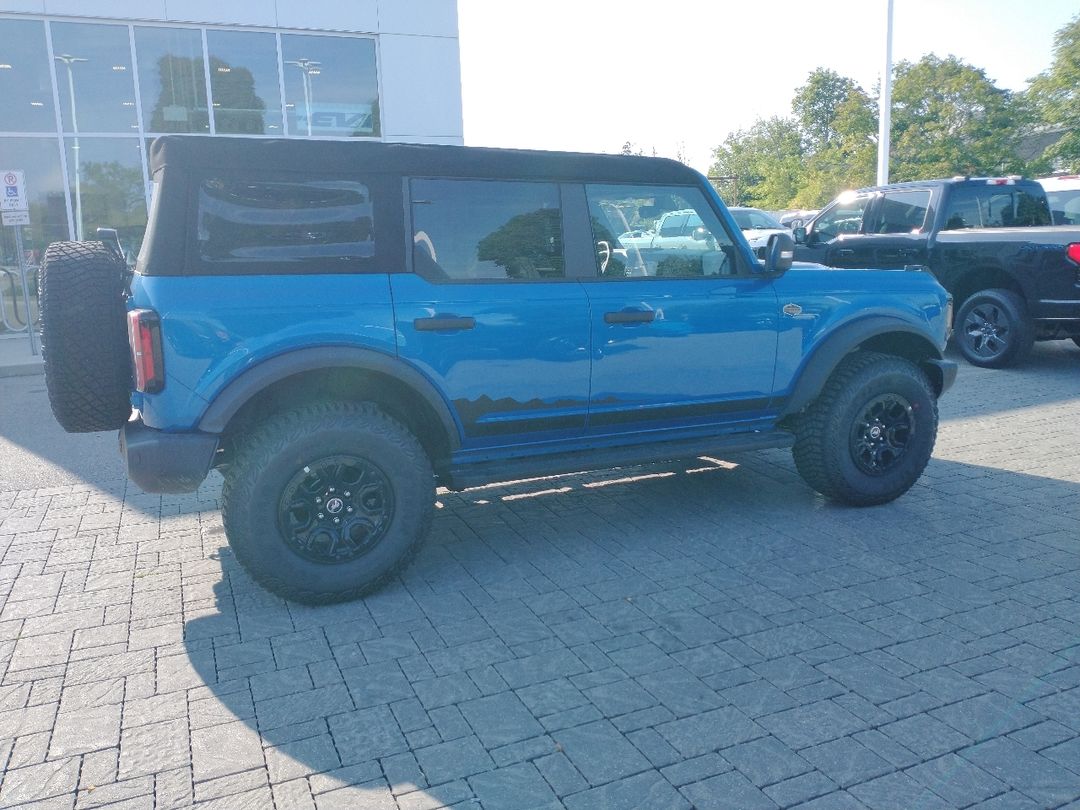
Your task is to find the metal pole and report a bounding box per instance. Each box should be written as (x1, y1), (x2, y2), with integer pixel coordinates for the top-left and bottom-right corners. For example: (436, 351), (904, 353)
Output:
(876, 0), (894, 186)
(13, 225), (38, 356)
(56, 55), (87, 241)
(303, 70), (312, 136)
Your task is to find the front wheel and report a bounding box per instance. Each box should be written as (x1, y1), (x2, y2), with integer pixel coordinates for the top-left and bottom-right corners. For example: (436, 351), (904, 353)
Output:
(955, 288), (1032, 368)
(793, 352), (938, 506)
(221, 401), (434, 604)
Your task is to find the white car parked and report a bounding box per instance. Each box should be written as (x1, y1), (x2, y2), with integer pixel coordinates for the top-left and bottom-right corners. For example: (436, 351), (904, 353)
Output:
(1038, 175), (1080, 225)
(729, 207), (788, 258)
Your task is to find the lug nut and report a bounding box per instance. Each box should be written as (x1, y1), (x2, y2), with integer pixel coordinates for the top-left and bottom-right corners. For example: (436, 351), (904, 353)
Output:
(333, 518), (340, 524)
(318, 513), (324, 519)
(329, 487), (335, 493)
(315, 497), (322, 503)
(344, 491), (351, 497)
(347, 507), (353, 513)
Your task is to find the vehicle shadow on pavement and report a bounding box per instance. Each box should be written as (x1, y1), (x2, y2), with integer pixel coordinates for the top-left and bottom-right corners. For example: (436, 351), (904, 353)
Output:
(181, 451), (1080, 808)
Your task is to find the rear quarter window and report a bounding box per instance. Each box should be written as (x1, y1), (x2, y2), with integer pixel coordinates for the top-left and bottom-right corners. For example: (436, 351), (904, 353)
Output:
(196, 176), (375, 271)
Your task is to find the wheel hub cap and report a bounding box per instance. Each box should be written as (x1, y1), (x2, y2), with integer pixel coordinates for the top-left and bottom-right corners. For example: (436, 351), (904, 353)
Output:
(277, 455), (395, 564)
(850, 394), (915, 476)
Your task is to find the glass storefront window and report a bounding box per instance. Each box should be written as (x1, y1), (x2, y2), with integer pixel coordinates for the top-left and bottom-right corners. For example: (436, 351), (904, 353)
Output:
(135, 26), (209, 134)
(0, 19), (57, 132)
(207, 30), (283, 135)
(51, 22), (138, 134)
(281, 34), (379, 138)
(0, 138), (69, 265)
(64, 138), (146, 256)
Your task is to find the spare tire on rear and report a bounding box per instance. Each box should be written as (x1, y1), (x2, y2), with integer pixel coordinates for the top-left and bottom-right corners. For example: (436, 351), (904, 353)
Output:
(40, 241), (132, 433)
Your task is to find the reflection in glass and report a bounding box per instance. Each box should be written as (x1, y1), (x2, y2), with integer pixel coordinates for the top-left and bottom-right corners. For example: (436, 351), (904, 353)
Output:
(281, 35), (379, 137)
(135, 27), (209, 134)
(51, 23), (138, 134)
(0, 19), (56, 132)
(207, 30), (282, 135)
(64, 139), (147, 259)
(0, 139), (69, 266)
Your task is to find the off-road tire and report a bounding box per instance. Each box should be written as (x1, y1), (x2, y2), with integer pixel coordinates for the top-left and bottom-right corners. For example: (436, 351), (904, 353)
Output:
(955, 288), (1033, 368)
(221, 401), (435, 604)
(792, 351), (938, 506)
(40, 241), (131, 433)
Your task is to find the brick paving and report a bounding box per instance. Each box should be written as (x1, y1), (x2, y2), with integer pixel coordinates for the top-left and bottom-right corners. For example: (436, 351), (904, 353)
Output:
(1, 343), (1080, 809)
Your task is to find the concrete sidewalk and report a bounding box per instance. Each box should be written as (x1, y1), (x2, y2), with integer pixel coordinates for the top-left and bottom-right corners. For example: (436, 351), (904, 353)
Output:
(1, 343), (1079, 809)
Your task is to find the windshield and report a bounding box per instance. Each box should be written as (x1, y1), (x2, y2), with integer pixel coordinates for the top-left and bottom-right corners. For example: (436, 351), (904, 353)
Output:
(731, 209), (782, 230)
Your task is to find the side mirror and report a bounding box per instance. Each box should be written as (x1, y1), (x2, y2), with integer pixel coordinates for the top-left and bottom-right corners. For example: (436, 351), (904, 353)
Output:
(792, 226), (807, 245)
(763, 232), (795, 274)
(691, 227), (708, 241)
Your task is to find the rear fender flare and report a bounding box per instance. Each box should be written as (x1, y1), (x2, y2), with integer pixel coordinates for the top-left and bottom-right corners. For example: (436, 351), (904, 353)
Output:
(197, 346), (461, 450)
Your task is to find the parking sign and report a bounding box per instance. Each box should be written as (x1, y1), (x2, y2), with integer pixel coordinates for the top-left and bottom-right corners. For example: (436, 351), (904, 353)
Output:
(2, 170), (27, 211)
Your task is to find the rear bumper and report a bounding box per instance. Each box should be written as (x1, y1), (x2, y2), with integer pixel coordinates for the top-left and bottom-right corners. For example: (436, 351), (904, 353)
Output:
(119, 419), (219, 494)
(923, 358), (958, 396)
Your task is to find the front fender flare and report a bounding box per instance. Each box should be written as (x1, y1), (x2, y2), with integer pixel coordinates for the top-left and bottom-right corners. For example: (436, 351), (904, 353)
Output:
(196, 346), (461, 451)
(779, 317), (944, 418)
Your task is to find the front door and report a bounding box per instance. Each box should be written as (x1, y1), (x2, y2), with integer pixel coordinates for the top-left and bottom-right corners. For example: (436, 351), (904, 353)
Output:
(392, 178), (591, 450)
(794, 192), (875, 267)
(580, 183), (780, 436)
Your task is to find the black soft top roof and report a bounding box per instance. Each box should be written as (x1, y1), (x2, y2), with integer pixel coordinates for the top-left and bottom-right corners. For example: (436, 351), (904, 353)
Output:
(149, 136), (702, 185)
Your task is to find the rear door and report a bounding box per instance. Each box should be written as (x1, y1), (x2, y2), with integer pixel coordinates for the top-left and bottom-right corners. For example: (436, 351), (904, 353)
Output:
(391, 178), (591, 450)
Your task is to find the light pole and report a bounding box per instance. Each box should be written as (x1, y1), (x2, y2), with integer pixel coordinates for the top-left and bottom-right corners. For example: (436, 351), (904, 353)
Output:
(285, 58), (321, 137)
(876, 0), (894, 186)
(55, 53), (88, 241)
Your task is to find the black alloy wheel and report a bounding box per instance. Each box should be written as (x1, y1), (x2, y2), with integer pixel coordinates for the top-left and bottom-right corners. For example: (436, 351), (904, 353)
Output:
(849, 394), (914, 476)
(278, 455), (395, 564)
(961, 301), (1011, 362)
(954, 289), (1032, 368)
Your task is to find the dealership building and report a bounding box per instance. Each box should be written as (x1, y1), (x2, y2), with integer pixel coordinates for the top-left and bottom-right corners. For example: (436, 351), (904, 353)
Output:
(0, 0), (464, 266)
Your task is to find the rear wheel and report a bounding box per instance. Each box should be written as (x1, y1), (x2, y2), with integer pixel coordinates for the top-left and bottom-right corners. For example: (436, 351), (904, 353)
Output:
(793, 351), (938, 506)
(39, 241), (132, 433)
(955, 288), (1033, 368)
(221, 401), (434, 604)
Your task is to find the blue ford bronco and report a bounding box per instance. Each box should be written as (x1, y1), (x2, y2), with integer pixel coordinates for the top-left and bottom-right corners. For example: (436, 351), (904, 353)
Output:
(40, 136), (956, 603)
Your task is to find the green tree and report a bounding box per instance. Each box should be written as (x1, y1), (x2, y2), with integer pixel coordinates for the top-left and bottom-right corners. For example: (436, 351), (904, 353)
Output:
(794, 80), (878, 206)
(709, 116), (802, 208)
(793, 68), (859, 152)
(889, 55), (1025, 180)
(1027, 13), (1080, 171)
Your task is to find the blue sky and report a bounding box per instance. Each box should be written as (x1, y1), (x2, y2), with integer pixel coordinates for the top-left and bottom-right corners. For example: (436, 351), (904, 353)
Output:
(458, 0), (1078, 172)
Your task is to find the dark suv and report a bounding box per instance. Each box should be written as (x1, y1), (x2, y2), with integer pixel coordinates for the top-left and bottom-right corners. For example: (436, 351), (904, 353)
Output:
(40, 136), (955, 603)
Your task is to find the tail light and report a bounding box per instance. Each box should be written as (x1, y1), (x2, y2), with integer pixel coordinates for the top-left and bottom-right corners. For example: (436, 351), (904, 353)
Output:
(1067, 243), (1080, 266)
(127, 309), (164, 393)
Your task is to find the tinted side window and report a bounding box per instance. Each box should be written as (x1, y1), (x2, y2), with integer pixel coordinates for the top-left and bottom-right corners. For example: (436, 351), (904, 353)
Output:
(812, 195), (870, 240)
(943, 186), (1052, 229)
(585, 184), (738, 279)
(197, 177), (374, 266)
(410, 179), (564, 282)
(869, 190), (931, 233)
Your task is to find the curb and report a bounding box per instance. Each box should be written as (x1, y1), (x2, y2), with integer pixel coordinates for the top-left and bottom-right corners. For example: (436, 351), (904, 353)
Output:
(0, 361), (44, 378)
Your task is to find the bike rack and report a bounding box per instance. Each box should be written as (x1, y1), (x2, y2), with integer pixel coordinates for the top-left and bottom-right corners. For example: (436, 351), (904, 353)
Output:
(0, 265), (38, 334)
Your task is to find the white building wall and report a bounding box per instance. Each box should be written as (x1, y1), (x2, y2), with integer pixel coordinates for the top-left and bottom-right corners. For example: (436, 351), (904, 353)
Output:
(0, 0), (463, 144)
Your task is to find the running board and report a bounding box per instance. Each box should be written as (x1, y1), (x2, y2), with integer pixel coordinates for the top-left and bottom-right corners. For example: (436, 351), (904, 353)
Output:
(445, 431), (794, 491)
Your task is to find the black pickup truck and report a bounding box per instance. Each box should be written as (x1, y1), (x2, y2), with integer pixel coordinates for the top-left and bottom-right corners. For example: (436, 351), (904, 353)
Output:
(793, 177), (1080, 367)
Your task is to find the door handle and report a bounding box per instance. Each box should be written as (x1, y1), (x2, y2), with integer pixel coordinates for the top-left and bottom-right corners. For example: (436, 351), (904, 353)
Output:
(414, 316), (475, 331)
(604, 309), (656, 324)
(836, 248), (855, 257)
